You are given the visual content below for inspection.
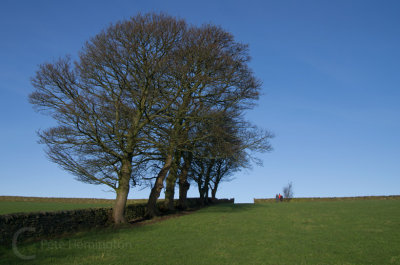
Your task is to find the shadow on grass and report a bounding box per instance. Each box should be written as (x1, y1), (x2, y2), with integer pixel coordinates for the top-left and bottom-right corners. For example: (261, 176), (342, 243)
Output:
(1, 205), (206, 259)
(2, 203), (255, 263)
(1, 224), (139, 264)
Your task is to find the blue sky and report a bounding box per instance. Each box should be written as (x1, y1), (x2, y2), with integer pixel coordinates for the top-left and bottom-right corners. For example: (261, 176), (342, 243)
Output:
(0, 0), (399, 203)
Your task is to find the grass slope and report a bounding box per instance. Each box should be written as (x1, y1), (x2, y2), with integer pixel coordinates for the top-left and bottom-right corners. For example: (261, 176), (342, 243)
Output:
(1, 200), (400, 265)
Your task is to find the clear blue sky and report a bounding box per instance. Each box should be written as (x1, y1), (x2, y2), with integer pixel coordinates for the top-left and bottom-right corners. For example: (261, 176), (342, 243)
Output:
(1, 0), (399, 203)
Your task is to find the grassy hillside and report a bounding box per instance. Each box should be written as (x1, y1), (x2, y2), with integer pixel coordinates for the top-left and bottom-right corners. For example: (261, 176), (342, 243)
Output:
(2, 199), (400, 264)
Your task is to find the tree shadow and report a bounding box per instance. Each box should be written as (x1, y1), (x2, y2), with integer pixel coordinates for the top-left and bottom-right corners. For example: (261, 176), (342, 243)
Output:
(1, 224), (142, 264)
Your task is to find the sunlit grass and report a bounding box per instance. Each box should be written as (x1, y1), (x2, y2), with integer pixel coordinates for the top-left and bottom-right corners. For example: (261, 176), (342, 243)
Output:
(0, 198), (149, 215)
(0, 201), (113, 215)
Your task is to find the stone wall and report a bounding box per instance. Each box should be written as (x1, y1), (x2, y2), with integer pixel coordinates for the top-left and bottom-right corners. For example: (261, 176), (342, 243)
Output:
(0, 198), (234, 246)
(254, 195), (400, 203)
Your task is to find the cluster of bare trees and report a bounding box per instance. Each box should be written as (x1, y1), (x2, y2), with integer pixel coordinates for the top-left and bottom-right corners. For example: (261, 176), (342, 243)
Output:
(29, 13), (272, 224)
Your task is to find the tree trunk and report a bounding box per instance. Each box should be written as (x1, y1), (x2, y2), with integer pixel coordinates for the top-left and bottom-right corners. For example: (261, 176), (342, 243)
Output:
(211, 185), (218, 201)
(178, 166), (190, 210)
(211, 161), (221, 201)
(178, 152), (192, 209)
(164, 152), (181, 210)
(164, 175), (177, 211)
(197, 178), (204, 205)
(113, 185), (129, 224)
(146, 154), (173, 217)
(205, 185), (210, 204)
(200, 160), (214, 205)
(112, 159), (131, 224)
(178, 180), (190, 209)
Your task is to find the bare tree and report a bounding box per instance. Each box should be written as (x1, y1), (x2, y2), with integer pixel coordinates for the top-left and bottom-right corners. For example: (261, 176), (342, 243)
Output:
(29, 12), (273, 221)
(189, 111), (273, 203)
(144, 23), (263, 215)
(283, 182), (294, 201)
(29, 13), (187, 224)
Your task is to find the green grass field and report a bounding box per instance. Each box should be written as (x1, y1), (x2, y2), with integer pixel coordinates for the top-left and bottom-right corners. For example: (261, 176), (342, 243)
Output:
(1, 199), (400, 264)
(0, 197), (148, 215)
(0, 201), (113, 215)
